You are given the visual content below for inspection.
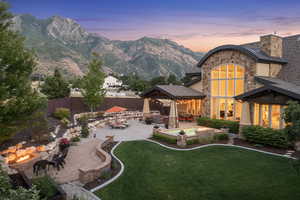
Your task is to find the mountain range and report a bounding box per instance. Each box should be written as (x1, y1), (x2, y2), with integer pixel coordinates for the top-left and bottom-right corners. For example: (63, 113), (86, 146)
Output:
(11, 14), (204, 79)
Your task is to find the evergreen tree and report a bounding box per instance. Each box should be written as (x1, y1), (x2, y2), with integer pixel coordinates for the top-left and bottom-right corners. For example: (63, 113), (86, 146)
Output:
(40, 68), (70, 99)
(80, 55), (106, 112)
(0, 2), (44, 143)
(167, 74), (181, 85)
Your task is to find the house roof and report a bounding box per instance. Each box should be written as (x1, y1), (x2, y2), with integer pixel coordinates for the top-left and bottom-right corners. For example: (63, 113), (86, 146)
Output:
(185, 68), (201, 76)
(197, 45), (287, 68)
(235, 76), (300, 101)
(184, 77), (202, 87)
(141, 85), (205, 100)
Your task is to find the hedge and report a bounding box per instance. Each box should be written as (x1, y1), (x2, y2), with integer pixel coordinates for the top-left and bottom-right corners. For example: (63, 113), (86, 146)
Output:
(242, 125), (289, 148)
(197, 117), (239, 134)
(152, 134), (177, 144)
(53, 107), (70, 120)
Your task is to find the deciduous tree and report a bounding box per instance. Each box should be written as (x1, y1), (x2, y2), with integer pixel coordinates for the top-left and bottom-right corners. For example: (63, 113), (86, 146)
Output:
(80, 55), (106, 112)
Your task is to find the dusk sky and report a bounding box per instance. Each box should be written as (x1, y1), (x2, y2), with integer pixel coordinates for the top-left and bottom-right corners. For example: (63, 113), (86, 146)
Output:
(8, 0), (300, 52)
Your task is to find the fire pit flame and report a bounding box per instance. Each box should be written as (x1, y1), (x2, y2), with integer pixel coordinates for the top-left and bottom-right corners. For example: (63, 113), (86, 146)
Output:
(15, 155), (31, 163)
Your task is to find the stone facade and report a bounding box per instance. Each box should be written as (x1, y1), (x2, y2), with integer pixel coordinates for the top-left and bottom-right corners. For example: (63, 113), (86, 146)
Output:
(196, 50), (257, 117)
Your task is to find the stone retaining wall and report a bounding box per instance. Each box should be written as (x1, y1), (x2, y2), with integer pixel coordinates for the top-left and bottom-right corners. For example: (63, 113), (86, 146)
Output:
(78, 141), (112, 184)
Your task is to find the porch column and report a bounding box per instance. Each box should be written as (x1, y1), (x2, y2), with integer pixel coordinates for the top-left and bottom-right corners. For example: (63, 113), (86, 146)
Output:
(143, 98), (151, 119)
(169, 100), (179, 129)
(239, 101), (251, 138)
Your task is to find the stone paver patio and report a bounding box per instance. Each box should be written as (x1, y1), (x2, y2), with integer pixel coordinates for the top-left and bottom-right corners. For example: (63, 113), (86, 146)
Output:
(52, 138), (103, 184)
(93, 120), (154, 141)
(93, 119), (198, 142)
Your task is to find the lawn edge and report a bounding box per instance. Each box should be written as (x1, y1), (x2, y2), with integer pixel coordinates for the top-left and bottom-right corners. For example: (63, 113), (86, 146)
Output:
(90, 141), (125, 193)
(91, 139), (296, 194)
(146, 139), (296, 159)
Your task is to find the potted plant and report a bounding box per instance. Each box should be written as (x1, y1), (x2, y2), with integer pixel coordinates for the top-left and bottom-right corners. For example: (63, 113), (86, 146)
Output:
(179, 130), (186, 135)
(145, 117), (153, 125)
(59, 138), (70, 152)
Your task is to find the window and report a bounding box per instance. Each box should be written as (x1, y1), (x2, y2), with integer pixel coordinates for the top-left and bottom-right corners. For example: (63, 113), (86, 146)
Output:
(261, 105), (269, 127)
(271, 105), (281, 129)
(210, 64), (245, 121)
(252, 104), (284, 129)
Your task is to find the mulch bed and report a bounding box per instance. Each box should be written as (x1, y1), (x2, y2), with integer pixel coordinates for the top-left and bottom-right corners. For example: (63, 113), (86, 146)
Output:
(150, 138), (300, 158)
(83, 142), (122, 191)
(150, 138), (228, 149)
(233, 138), (292, 155)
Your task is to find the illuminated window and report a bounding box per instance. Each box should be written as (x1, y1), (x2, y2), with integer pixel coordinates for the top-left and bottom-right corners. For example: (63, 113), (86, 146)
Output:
(271, 105), (281, 129)
(210, 64), (245, 121)
(253, 103), (260, 125)
(261, 105), (269, 127)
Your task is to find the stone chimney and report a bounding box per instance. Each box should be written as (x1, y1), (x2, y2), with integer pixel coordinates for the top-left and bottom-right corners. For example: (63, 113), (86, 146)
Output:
(260, 34), (283, 58)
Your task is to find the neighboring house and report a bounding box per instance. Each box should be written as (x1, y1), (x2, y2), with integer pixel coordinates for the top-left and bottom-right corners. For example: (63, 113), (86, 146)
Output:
(103, 75), (122, 89)
(142, 34), (300, 129)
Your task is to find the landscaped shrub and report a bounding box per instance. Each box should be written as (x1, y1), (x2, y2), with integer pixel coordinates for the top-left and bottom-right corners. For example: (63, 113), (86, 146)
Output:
(32, 176), (58, 199)
(71, 136), (80, 143)
(197, 117), (239, 134)
(242, 125), (290, 148)
(60, 117), (70, 127)
(214, 133), (229, 141)
(81, 123), (90, 138)
(152, 134), (177, 144)
(186, 138), (199, 145)
(53, 107), (70, 120)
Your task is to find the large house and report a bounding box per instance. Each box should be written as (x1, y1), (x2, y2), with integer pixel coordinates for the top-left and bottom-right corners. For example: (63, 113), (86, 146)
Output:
(142, 34), (300, 130)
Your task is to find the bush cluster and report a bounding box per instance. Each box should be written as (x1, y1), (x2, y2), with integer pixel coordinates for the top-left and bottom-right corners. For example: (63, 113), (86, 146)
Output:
(53, 107), (70, 120)
(242, 125), (290, 148)
(197, 117), (239, 134)
(152, 134), (177, 144)
(32, 176), (58, 199)
(214, 133), (229, 141)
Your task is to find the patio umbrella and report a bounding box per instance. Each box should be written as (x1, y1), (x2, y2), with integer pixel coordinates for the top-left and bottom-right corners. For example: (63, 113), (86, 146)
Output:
(105, 106), (127, 113)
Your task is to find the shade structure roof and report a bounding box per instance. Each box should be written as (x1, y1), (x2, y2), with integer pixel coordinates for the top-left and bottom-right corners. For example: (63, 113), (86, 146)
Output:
(141, 85), (205, 100)
(105, 106), (127, 113)
(234, 76), (300, 102)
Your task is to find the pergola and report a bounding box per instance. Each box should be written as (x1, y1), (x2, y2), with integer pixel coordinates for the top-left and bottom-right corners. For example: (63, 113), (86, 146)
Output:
(141, 85), (205, 128)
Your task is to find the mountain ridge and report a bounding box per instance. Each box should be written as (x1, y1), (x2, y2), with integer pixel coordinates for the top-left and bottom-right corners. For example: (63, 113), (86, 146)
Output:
(11, 14), (204, 79)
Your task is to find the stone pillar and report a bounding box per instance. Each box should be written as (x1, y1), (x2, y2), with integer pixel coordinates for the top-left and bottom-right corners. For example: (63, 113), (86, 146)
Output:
(239, 102), (251, 138)
(143, 98), (151, 119)
(169, 100), (179, 129)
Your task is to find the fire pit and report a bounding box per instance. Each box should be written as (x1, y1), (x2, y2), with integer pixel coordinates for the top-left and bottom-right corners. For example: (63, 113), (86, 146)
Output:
(0, 143), (45, 172)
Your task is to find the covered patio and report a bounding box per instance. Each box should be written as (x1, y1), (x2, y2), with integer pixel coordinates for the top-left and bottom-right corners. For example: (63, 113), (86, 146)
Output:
(141, 85), (205, 129)
(236, 76), (300, 130)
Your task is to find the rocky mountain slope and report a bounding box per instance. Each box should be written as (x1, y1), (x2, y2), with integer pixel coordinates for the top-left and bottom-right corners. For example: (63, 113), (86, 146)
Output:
(11, 14), (203, 79)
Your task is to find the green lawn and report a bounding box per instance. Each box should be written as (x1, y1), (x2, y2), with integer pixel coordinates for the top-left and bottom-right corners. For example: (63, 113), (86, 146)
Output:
(95, 141), (300, 200)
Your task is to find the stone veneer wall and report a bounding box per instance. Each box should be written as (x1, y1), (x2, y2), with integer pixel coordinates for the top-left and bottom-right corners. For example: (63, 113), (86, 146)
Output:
(199, 50), (257, 117)
(78, 141), (112, 184)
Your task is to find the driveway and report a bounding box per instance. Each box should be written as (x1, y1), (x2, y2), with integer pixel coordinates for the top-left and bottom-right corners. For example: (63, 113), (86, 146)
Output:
(93, 120), (154, 141)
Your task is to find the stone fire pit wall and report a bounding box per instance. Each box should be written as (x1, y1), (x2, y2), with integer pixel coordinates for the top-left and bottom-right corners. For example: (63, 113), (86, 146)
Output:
(78, 141), (112, 184)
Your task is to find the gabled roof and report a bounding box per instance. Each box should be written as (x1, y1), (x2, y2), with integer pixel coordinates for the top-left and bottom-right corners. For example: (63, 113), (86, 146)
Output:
(235, 76), (300, 101)
(141, 85), (205, 100)
(197, 45), (287, 68)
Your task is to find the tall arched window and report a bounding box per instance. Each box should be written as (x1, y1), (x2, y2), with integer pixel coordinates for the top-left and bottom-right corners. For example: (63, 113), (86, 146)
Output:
(210, 64), (244, 121)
